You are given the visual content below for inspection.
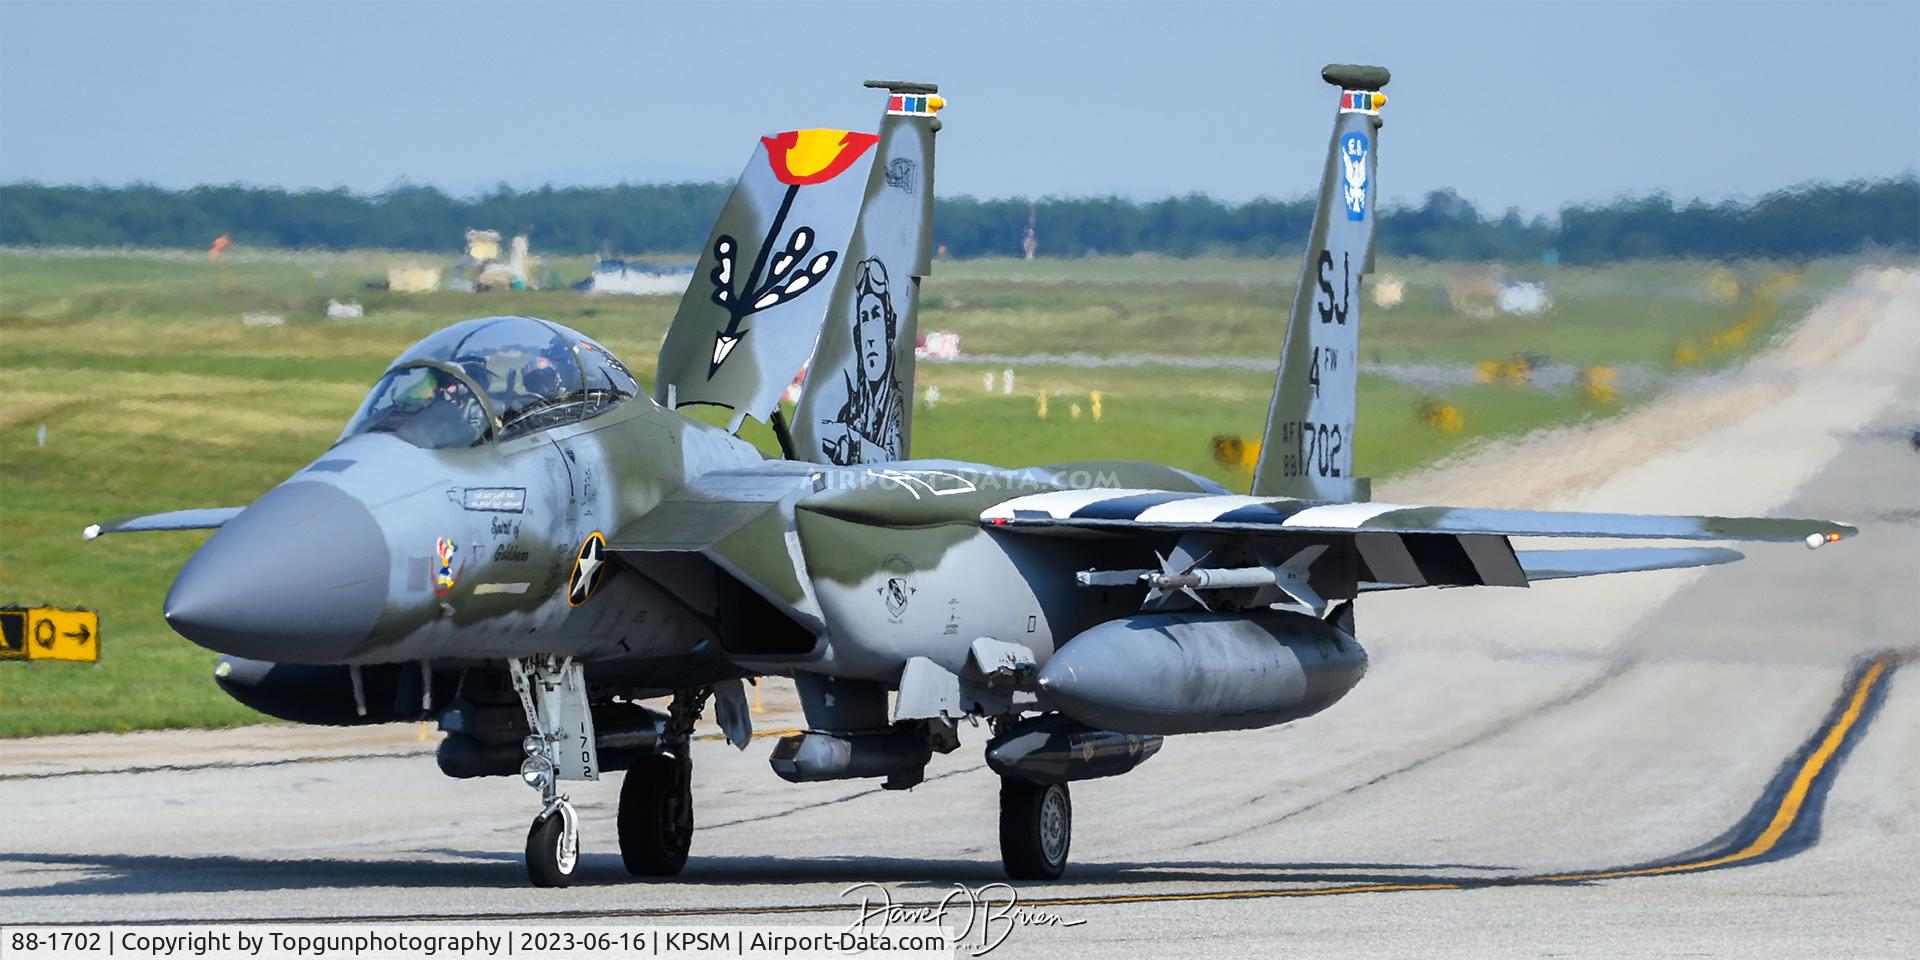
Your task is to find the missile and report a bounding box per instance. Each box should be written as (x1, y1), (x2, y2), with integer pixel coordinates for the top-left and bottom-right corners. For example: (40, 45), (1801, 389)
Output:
(1148, 566), (1285, 590)
(1074, 545), (1329, 611)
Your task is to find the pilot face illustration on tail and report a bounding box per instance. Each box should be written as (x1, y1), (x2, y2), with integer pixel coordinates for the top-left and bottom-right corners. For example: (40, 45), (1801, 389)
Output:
(788, 83), (940, 465)
(821, 257), (904, 465)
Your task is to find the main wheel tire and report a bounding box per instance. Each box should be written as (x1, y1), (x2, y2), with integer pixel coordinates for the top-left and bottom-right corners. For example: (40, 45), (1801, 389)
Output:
(619, 753), (693, 876)
(1000, 778), (1071, 881)
(525, 811), (577, 888)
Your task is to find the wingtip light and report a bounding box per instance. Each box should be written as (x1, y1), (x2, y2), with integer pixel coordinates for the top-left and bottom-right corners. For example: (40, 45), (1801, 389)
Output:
(1805, 530), (1848, 550)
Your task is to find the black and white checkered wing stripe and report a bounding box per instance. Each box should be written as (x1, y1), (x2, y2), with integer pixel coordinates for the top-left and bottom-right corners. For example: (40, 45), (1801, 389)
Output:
(979, 490), (1852, 591)
(981, 492), (1854, 544)
(983, 491), (1419, 532)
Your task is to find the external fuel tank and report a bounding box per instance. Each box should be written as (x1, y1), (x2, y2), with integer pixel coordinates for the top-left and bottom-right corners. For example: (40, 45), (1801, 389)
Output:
(1036, 609), (1367, 735)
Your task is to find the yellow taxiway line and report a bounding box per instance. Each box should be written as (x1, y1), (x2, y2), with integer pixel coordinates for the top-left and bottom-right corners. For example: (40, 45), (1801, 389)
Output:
(1022, 652), (1902, 909)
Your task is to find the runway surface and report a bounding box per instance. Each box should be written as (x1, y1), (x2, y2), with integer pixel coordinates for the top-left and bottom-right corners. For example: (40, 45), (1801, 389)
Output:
(3, 269), (1916, 957)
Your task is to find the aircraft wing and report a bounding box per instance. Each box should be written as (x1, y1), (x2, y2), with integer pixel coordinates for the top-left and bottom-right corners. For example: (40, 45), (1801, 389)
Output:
(980, 491), (1856, 545)
(984, 490), (1851, 592)
(83, 507), (244, 540)
(607, 464), (825, 631)
(1357, 546), (1745, 592)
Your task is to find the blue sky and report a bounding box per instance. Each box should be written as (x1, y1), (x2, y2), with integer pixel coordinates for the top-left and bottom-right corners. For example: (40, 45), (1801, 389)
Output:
(1, 1), (1915, 214)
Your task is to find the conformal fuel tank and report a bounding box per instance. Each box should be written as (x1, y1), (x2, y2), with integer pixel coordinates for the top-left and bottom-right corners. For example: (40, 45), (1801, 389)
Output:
(1037, 609), (1367, 735)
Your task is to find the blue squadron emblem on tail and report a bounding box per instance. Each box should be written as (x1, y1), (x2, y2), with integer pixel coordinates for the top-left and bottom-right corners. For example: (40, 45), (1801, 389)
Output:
(1341, 132), (1369, 221)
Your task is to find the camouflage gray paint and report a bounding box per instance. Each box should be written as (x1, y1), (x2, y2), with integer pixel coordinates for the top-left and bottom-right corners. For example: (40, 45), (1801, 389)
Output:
(162, 317), (765, 674)
(653, 128), (878, 428)
(611, 459), (1223, 682)
(1036, 609), (1368, 735)
(792, 82), (940, 465)
(1251, 64), (1387, 502)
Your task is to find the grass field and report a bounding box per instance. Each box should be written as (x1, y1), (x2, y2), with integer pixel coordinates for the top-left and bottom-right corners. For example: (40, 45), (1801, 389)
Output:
(0, 248), (1850, 735)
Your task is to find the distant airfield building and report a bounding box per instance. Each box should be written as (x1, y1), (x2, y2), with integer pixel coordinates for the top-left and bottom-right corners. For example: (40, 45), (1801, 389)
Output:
(465, 229), (502, 263)
(573, 257), (694, 296)
(386, 264), (442, 293)
(450, 229), (547, 292)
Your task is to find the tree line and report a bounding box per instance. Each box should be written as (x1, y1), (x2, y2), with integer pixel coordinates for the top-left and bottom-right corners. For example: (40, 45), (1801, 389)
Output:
(1, 177), (1912, 264)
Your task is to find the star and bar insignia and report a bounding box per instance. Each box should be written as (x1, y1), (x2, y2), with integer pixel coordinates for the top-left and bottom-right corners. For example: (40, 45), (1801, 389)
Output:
(567, 532), (609, 607)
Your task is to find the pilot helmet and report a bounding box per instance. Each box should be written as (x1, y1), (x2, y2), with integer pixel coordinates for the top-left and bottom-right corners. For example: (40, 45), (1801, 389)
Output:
(453, 357), (492, 392)
(522, 342), (575, 399)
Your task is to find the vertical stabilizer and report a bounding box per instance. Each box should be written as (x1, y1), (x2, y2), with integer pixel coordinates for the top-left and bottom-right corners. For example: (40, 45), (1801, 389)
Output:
(792, 82), (942, 464)
(1250, 64), (1388, 502)
(654, 120), (882, 430)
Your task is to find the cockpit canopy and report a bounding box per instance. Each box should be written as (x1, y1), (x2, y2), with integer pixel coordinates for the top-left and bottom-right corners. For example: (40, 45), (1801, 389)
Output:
(342, 316), (639, 449)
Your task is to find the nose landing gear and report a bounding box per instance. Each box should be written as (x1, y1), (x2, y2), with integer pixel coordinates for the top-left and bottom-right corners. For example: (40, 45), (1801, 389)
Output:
(508, 656), (597, 888)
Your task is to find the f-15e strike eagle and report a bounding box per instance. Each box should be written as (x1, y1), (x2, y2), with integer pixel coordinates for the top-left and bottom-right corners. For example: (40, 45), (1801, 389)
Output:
(89, 68), (1854, 886)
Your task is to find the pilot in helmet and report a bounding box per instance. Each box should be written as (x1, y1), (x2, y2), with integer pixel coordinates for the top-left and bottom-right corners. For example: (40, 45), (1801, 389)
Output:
(455, 358), (492, 394)
(435, 371), (488, 436)
(521, 342), (577, 401)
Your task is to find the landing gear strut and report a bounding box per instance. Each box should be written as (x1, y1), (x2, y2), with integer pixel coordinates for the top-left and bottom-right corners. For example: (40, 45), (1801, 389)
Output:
(1000, 777), (1071, 881)
(508, 656), (597, 888)
(619, 688), (706, 876)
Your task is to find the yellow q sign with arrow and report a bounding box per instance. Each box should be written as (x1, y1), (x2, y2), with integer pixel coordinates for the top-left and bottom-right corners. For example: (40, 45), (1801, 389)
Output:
(0, 607), (101, 663)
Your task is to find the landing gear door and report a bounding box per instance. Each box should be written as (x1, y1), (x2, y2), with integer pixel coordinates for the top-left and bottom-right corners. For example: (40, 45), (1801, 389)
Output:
(539, 663), (599, 782)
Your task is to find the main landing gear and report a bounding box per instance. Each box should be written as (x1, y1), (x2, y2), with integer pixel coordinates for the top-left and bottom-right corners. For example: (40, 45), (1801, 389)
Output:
(1000, 777), (1072, 880)
(619, 688), (705, 877)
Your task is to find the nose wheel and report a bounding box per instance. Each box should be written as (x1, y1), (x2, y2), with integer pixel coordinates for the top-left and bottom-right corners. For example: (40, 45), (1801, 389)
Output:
(526, 796), (580, 887)
(1000, 777), (1071, 881)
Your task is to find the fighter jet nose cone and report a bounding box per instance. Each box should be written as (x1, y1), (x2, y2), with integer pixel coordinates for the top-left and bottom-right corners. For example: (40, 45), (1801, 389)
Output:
(165, 481), (389, 662)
